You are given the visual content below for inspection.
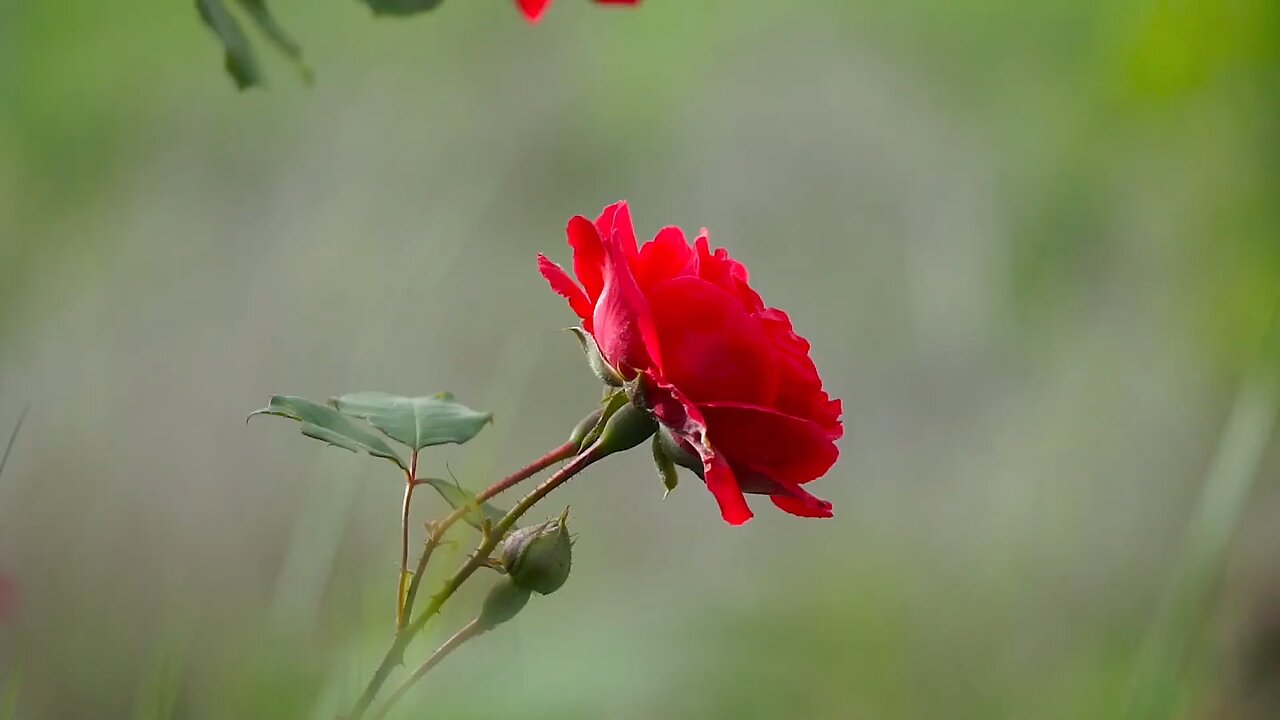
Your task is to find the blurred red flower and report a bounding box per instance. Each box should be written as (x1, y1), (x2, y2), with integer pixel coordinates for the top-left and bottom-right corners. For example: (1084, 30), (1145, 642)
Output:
(516, 0), (638, 24)
(539, 201), (843, 525)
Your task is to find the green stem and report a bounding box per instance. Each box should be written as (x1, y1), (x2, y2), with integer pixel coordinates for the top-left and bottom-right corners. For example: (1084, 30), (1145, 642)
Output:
(399, 439), (577, 632)
(346, 444), (601, 720)
(368, 618), (485, 720)
(395, 451), (419, 630)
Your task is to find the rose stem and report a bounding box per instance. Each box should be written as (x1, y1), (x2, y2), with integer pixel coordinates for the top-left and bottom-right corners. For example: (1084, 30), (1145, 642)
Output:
(347, 444), (602, 720)
(368, 618), (484, 720)
(395, 450), (420, 629)
(398, 439), (578, 629)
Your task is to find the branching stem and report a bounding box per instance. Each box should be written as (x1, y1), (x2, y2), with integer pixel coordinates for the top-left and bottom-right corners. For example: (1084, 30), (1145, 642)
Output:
(347, 440), (596, 720)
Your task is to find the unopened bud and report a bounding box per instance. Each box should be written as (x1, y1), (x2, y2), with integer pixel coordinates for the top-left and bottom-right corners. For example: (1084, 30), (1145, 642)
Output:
(592, 402), (656, 457)
(567, 407), (605, 452)
(478, 578), (532, 630)
(499, 508), (573, 595)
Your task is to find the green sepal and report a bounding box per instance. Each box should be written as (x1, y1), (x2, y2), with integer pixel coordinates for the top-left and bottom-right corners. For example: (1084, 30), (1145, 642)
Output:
(565, 327), (624, 387)
(651, 434), (680, 497)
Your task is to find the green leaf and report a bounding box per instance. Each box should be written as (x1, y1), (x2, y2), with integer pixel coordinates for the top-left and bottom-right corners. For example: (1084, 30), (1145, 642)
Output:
(421, 477), (507, 531)
(235, 0), (313, 84)
(248, 395), (406, 469)
(196, 0), (261, 89)
(331, 392), (493, 451)
(360, 0), (446, 17)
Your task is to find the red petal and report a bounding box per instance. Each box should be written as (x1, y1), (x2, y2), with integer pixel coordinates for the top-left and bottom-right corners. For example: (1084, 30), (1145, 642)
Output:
(757, 308), (843, 434)
(634, 226), (696, 290)
(537, 254), (593, 327)
(592, 211), (661, 376)
(646, 276), (778, 405)
(517, 0), (551, 22)
(595, 201), (638, 264)
(642, 374), (753, 525)
(698, 402), (839, 486)
(707, 454), (754, 525)
(695, 232), (764, 313)
(771, 488), (834, 518)
(567, 215), (605, 304)
(735, 469), (833, 518)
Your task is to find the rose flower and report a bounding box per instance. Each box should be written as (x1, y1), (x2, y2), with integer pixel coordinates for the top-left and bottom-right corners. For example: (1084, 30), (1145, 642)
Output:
(538, 201), (842, 525)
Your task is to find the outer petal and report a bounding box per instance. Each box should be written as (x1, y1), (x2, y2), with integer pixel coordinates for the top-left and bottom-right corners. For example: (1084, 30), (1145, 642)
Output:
(592, 213), (661, 376)
(633, 226), (696, 290)
(770, 489), (835, 518)
(698, 402), (839, 486)
(736, 469), (833, 518)
(705, 455), (753, 526)
(595, 201), (639, 264)
(638, 374), (753, 525)
(517, 0), (552, 22)
(646, 276), (778, 405)
(537, 254), (592, 326)
(567, 215), (605, 304)
(757, 308), (843, 433)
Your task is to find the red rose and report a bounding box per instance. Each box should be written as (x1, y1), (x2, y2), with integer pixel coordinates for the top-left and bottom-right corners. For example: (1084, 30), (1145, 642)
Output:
(516, 0), (638, 23)
(539, 201), (843, 525)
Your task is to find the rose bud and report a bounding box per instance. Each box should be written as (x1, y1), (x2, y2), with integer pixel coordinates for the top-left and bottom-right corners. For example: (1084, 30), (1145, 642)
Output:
(498, 508), (573, 595)
(478, 578), (532, 631)
(592, 400), (656, 457)
(567, 406), (606, 453)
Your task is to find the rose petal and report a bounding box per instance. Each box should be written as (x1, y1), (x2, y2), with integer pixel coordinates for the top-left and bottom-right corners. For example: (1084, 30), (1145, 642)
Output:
(567, 215), (605, 304)
(698, 402), (839, 486)
(757, 308), (843, 434)
(646, 276), (778, 405)
(516, 0), (552, 22)
(706, 454), (754, 525)
(592, 214), (661, 376)
(596, 200), (638, 264)
(634, 226), (696, 290)
(736, 470), (834, 518)
(770, 488), (834, 518)
(537, 254), (593, 327)
(695, 232), (764, 313)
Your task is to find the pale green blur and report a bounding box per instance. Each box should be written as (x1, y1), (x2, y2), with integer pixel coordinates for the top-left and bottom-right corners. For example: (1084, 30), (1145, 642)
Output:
(1, 1), (1279, 718)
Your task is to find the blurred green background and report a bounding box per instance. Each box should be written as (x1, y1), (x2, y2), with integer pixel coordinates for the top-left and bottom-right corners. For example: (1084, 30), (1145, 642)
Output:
(2, 0), (1279, 718)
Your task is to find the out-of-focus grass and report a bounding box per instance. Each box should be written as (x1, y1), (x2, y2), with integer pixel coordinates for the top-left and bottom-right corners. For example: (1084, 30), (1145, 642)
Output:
(1127, 310), (1280, 719)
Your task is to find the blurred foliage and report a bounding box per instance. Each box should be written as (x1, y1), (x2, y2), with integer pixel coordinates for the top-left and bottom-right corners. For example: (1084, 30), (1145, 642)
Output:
(1, 0), (1278, 718)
